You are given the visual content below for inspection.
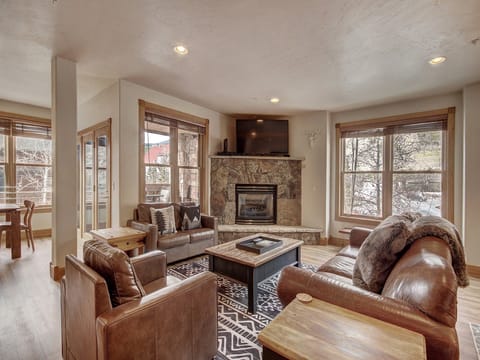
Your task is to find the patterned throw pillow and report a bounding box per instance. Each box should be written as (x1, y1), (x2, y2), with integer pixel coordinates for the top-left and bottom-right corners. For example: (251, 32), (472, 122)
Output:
(180, 205), (202, 230)
(150, 206), (177, 235)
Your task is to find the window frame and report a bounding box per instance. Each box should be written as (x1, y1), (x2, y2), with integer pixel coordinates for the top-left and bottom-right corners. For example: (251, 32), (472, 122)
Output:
(138, 100), (209, 213)
(0, 111), (52, 208)
(335, 107), (455, 225)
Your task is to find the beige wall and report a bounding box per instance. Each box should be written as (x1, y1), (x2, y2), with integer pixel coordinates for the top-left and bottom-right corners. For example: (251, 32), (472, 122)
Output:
(329, 92), (464, 241)
(118, 80), (233, 226)
(463, 83), (480, 266)
(289, 111), (330, 234)
(0, 99), (52, 232)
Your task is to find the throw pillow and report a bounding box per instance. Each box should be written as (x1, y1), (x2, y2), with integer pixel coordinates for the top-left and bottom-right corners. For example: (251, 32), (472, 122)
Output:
(180, 205), (202, 230)
(83, 239), (145, 307)
(352, 219), (411, 293)
(150, 206), (177, 235)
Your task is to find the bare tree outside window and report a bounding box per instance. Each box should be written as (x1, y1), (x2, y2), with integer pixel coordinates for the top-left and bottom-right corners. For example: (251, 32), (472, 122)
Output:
(15, 137), (52, 205)
(343, 136), (383, 217)
(338, 110), (452, 221)
(392, 131), (442, 216)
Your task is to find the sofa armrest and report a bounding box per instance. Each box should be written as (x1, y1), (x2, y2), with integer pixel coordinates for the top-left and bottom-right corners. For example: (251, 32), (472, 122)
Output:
(349, 226), (372, 247)
(96, 272), (218, 360)
(128, 220), (158, 252)
(201, 214), (218, 244)
(131, 250), (166, 285)
(277, 266), (458, 359)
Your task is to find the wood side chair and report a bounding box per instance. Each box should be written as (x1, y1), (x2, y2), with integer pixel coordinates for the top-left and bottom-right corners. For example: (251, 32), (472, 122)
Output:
(0, 200), (35, 251)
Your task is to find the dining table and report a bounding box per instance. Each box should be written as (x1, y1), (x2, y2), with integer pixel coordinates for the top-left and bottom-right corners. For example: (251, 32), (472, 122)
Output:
(0, 203), (21, 259)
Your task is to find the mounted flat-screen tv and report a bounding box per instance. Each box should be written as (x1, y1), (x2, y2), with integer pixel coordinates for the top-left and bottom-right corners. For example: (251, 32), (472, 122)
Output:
(236, 119), (289, 156)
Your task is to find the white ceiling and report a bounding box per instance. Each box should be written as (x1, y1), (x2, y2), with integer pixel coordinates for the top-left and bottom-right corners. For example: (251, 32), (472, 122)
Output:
(1, 0), (480, 115)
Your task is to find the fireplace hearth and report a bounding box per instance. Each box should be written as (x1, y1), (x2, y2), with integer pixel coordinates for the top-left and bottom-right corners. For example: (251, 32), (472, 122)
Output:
(235, 184), (277, 225)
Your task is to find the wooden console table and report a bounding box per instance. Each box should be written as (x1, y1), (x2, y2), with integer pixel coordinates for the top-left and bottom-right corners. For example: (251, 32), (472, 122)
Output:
(258, 297), (426, 359)
(90, 227), (146, 256)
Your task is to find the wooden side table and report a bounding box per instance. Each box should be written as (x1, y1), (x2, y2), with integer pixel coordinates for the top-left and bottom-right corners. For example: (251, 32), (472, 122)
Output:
(90, 227), (147, 256)
(258, 297), (426, 360)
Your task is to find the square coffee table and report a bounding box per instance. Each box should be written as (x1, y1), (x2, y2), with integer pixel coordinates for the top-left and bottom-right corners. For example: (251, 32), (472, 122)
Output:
(205, 233), (303, 313)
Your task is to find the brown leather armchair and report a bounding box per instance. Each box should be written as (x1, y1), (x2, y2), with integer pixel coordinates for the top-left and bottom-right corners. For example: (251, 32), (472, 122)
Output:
(61, 248), (218, 360)
(277, 227), (460, 360)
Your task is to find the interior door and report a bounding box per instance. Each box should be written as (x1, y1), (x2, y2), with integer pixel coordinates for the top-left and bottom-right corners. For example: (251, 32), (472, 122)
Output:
(79, 119), (111, 235)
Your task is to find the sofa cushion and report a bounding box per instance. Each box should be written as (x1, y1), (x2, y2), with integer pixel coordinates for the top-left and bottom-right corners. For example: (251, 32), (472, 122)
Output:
(353, 218), (411, 293)
(180, 205), (202, 230)
(337, 245), (360, 259)
(317, 255), (356, 279)
(151, 206), (177, 235)
(157, 232), (190, 249)
(185, 228), (215, 243)
(83, 239), (145, 306)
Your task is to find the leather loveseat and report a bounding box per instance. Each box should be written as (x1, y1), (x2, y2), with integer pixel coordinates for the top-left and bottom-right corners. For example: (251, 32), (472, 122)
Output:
(61, 240), (218, 360)
(277, 226), (461, 360)
(129, 202), (218, 263)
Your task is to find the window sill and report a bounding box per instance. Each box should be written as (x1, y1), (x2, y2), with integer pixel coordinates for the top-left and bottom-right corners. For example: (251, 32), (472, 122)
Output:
(335, 215), (381, 227)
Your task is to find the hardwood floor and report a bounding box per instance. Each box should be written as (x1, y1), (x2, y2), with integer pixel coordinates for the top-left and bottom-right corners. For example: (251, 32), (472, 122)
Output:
(0, 240), (479, 359)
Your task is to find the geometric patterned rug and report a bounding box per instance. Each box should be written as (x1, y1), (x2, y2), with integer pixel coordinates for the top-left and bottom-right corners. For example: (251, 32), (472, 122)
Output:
(168, 256), (316, 360)
(471, 323), (480, 360)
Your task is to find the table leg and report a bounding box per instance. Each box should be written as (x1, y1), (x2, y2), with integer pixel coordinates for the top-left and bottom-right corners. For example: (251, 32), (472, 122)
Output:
(8, 210), (21, 259)
(247, 268), (259, 314)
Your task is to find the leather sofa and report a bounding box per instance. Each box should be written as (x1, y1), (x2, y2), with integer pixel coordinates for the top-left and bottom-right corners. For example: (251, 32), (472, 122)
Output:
(61, 242), (218, 360)
(128, 202), (218, 263)
(277, 227), (460, 360)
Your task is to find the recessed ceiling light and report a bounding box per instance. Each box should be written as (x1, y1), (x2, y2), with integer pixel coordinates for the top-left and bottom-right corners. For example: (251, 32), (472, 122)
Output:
(174, 45), (189, 55)
(270, 97), (280, 104)
(428, 56), (446, 65)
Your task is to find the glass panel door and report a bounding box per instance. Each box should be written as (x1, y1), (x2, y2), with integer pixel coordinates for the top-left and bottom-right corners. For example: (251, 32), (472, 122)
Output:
(79, 120), (111, 236)
(83, 134), (94, 233)
(96, 130), (110, 229)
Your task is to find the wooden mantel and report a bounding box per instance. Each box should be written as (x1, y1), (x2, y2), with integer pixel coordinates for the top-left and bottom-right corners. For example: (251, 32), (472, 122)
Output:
(209, 155), (305, 161)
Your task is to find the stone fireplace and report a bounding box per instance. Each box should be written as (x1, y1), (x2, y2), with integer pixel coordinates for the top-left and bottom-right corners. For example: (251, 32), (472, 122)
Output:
(235, 184), (277, 225)
(210, 156), (302, 225)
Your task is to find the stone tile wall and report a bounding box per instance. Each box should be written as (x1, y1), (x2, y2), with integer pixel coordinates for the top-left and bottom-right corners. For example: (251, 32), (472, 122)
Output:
(210, 157), (302, 225)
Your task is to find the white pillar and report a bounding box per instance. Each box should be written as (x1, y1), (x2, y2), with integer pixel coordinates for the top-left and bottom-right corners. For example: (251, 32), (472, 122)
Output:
(50, 56), (77, 280)
(463, 82), (480, 267)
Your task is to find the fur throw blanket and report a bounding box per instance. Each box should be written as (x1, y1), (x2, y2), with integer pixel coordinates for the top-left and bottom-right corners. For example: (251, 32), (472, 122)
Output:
(353, 214), (469, 293)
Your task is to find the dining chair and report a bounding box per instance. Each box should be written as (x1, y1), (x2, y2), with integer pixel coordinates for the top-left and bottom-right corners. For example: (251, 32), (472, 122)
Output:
(21, 200), (35, 251)
(0, 200), (35, 251)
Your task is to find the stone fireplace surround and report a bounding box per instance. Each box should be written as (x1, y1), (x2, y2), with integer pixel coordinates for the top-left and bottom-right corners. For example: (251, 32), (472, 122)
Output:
(210, 156), (323, 244)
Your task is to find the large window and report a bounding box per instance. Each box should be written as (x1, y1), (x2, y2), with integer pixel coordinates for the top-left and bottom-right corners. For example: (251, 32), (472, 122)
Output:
(0, 113), (52, 206)
(140, 101), (208, 210)
(336, 108), (455, 223)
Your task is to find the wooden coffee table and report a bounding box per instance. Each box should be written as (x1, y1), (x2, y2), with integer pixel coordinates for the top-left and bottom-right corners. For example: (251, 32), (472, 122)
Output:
(90, 227), (147, 256)
(258, 297), (426, 359)
(205, 233), (303, 313)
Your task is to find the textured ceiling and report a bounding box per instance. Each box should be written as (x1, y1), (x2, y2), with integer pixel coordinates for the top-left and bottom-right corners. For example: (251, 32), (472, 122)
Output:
(1, 0), (479, 114)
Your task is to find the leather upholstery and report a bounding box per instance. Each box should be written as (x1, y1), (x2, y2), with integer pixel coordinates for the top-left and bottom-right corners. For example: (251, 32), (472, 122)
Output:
(277, 226), (460, 360)
(130, 202), (218, 263)
(61, 250), (218, 360)
(83, 239), (145, 305)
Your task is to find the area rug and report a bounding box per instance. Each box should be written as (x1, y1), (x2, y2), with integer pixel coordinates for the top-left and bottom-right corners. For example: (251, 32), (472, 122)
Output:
(168, 256), (315, 360)
(471, 323), (480, 360)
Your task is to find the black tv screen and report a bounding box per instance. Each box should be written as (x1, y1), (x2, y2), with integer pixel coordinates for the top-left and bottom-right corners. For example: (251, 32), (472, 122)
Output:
(236, 119), (289, 156)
